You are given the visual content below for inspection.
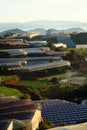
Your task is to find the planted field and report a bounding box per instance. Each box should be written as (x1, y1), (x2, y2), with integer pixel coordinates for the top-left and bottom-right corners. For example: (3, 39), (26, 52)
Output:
(0, 75), (15, 82)
(0, 86), (23, 97)
(16, 80), (47, 89)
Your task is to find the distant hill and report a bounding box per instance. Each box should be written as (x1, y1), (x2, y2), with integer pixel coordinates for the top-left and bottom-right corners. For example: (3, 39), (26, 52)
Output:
(28, 27), (85, 35)
(28, 28), (46, 35)
(46, 29), (60, 35)
(64, 27), (85, 33)
(46, 28), (85, 36)
(0, 20), (87, 31)
(0, 27), (85, 36)
(0, 28), (25, 35)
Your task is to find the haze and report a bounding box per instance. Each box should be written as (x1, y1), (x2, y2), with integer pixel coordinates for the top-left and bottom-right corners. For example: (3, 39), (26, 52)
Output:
(0, 0), (87, 23)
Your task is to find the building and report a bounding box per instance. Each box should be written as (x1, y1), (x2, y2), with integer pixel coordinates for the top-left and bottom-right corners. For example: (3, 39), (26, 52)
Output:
(34, 99), (87, 126)
(9, 60), (70, 72)
(0, 95), (41, 130)
(0, 38), (25, 45)
(29, 33), (39, 39)
(57, 33), (76, 48)
(0, 49), (28, 58)
(76, 45), (87, 48)
(29, 41), (48, 47)
(52, 43), (67, 49)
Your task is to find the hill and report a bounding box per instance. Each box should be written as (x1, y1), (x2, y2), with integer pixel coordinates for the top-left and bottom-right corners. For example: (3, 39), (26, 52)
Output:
(64, 27), (85, 33)
(0, 27), (85, 38)
(0, 28), (25, 35)
(71, 33), (87, 44)
(46, 28), (85, 35)
(28, 28), (46, 35)
(0, 20), (87, 31)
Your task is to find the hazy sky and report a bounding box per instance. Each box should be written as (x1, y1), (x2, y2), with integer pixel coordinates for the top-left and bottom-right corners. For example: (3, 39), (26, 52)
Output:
(0, 0), (87, 22)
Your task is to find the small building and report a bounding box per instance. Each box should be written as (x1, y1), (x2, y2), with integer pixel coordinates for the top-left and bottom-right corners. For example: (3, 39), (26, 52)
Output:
(29, 33), (39, 39)
(0, 38), (24, 45)
(0, 49), (28, 57)
(29, 41), (48, 47)
(0, 95), (41, 130)
(57, 33), (76, 48)
(52, 43), (67, 49)
(40, 47), (50, 52)
(76, 44), (87, 48)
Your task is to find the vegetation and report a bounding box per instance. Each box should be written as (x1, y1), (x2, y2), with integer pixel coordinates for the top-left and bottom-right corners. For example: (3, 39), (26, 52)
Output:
(67, 48), (87, 58)
(40, 77), (87, 103)
(0, 48), (87, 103)
(0, 75), (15, 82)
(15, 74), (87, 103)
(16, 80), (47, 89)
(37, 118), (55, 130)
(1, 65), (87, 103)
(66, 49), (87, 71)
(0, 86), (23, 97)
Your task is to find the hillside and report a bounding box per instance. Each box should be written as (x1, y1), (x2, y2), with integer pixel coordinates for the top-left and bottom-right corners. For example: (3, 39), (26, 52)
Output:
(28, 28), (46, 35)
(67, 49), (87, 71)
(64, 27), (85, 33)
(0, 28), (25, 35)
(0, 20), (87, 31)
(46, 28), (85, 35)
(71, 33), (87, 44)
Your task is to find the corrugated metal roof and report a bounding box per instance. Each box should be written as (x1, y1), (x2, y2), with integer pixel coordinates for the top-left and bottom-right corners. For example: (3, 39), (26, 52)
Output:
(0, 95), (41, 129)
(34, 99), (87, 126)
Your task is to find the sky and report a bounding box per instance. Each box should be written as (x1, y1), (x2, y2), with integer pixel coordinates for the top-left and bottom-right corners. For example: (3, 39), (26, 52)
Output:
(0, 0), (87, 23)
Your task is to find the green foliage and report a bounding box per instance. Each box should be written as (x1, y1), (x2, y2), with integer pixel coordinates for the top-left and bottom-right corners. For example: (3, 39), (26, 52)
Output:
(20, 93), (31, 99)
(42, 81), (87, 103)
(24, 93), (30, 99)
(68, 48), (87, 58)
(50, 77), (58, 83)
(0, 86), (23, 97)
(38, 118), (55, 130)
(0, 75), (15, 82)
(50, 77), (60, 88)
(16, 80), (47, 89)
(68, 49), (78, 60)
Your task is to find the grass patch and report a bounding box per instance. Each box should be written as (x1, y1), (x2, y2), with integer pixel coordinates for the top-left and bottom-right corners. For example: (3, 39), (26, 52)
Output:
(0, 75), (16, 82)
(16, 80), (47, 89)
(0, 86), (23, 97)
(67, 48), (87, 57)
